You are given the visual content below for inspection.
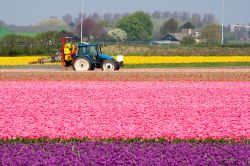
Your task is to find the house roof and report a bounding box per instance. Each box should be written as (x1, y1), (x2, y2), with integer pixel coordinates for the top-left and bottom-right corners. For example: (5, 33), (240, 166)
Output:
(170, 33), (188, 41)
(159, 33), (188, 41)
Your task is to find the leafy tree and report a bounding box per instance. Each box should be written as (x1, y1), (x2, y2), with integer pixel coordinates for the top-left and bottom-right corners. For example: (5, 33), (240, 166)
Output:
(181, 36), (196, 45)
(180, 21), (195, 29)
(108, 28), (127, 42)
(201, 24), (221, 43)
(160, 18), (178, 36)
(116, 11), (153, 41)
(33, 18), (69, 31)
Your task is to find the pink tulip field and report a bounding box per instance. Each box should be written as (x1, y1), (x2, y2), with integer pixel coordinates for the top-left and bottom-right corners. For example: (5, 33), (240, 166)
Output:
(0, 80), (249, 140)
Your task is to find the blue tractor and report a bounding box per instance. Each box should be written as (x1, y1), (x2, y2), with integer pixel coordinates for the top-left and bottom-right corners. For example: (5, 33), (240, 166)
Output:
(73, 43), (121, 71)
(62, 38), (122, 71)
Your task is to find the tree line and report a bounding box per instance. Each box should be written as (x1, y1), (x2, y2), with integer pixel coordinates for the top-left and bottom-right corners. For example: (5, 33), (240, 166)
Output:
(62, 11), (216, 29)
(73, 12), (222, 44)
(0, 10), (247, 55)
(62, 11), (216, 41)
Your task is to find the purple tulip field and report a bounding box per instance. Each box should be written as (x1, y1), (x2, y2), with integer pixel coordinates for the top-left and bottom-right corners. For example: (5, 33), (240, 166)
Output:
(0, 142), (250, 165)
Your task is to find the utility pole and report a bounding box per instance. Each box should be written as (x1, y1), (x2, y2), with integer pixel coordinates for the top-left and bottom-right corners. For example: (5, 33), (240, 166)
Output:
(81, 0), (83, 43)
(221, 0), (224, 45)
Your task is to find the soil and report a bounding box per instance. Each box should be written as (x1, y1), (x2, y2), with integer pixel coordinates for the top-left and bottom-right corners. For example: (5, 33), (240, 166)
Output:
(0, 68), (249, 81)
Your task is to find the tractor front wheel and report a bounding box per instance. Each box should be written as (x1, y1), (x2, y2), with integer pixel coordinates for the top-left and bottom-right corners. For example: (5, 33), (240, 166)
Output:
(102, 60), (115, 71)
(73, 58), (91, 71)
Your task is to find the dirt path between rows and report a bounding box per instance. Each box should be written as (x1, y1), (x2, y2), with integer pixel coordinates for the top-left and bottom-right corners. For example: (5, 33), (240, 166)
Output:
(0, 68), (249, 81)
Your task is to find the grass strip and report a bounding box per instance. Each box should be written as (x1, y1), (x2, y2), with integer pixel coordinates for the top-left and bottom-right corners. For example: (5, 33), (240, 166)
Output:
(0, 137), (249, 144)
(0, 62), (249, 69)
(0, 65), (61, 69)
(123, 62), (250, 68)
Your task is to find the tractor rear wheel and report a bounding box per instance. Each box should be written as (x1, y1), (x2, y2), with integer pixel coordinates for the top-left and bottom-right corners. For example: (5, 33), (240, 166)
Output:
(102, 60), (115, 71)
(73, 57), (91, 71)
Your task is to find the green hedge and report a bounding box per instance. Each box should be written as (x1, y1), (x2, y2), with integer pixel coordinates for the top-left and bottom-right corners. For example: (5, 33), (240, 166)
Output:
(0, 31), (79, 56)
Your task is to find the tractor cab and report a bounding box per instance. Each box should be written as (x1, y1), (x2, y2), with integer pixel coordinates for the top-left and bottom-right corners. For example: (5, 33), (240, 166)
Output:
(77, 44), (100, 62)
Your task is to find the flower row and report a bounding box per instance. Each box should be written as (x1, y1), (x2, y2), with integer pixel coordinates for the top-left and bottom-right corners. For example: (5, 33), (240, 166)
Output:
(0, 81), (249, 140)
(121, 55), (250, 64)
(0, 55), (249, 66)
(0, 142), (249, 165)
(0, 56), (47, 66)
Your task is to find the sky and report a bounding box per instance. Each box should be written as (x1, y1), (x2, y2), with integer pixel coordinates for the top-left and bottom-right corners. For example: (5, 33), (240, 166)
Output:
(0, 0), (249, 26)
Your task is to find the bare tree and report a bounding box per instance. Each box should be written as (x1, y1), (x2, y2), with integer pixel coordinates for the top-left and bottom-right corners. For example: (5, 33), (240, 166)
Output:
(113, 13), (121, 22)
(182, 12), (191, 22)
(202, 14), (216, 25)
(191, 13), (202, 28)
(62, 14), (73, 25)
(90, 12), (101, 22)
(74, 13), (86, 25)
(171, 11), (178, 20)
(0, 20), (6, 26)
(76, 17), (97, 41)
(103, 13), (113, 24)
(162, 11), (171, 19)
(49, 16), (58, 19)
(152, 11), (162, 19)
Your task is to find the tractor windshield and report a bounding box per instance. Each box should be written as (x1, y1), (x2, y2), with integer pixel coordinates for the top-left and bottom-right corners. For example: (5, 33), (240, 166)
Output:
(87, 45), (98, 57)
(78, 46), (87, 55)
